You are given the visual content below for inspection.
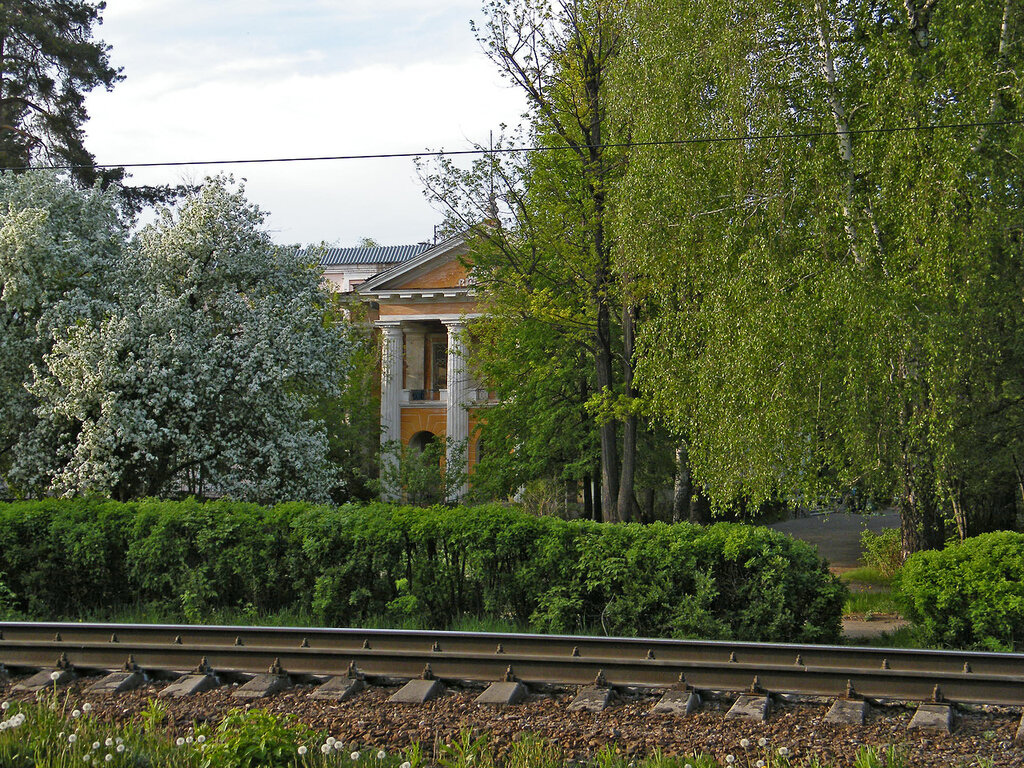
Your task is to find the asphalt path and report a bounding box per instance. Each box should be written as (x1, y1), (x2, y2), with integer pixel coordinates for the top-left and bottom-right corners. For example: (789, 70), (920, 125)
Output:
(768, 510), (901, 572)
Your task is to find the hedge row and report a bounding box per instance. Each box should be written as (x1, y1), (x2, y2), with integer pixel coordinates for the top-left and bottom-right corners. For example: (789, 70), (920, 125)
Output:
(0, 499), (847, 643)
(896, 531), (1024, 651)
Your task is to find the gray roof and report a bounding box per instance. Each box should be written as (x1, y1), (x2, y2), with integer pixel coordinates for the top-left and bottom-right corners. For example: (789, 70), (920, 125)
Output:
(298, 244), (431, 267)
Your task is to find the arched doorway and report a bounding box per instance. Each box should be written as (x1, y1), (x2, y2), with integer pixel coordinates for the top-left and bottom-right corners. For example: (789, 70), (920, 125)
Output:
(405, 430), (443, 504)
(409, 430), (438, 453)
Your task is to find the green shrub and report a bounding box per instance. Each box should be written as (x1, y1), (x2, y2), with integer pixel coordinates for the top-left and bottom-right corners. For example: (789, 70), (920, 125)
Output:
(860, 527), (903, 578)
(0, 498), (846, 643)
(894, 531), (1024, 650)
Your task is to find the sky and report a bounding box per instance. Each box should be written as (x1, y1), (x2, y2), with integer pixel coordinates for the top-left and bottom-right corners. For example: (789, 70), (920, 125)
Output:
(83, 1), (527, 247)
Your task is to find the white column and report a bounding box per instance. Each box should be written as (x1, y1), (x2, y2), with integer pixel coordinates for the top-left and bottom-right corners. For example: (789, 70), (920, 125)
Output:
(444, 320), (469, 500)
(378, 322), (404, 500)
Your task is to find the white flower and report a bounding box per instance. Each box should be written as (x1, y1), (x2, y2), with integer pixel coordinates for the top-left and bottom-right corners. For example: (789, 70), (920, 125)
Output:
(779, 747), (790, 757)
(50, 671), (61, 681)
(93, 742), (101, 750)
(69, 734), (78, 744)
(758, 738), (768, 748)
(0, 723), (8, 731)
(72, 709), (82, 718)
(726, 756), (736, 765)
(83, 756), (91, 763)
(105, 755), (113, 763)
(327, 737), (337, 747)
(335, 742), (345, 751)
(298, 746), (307, 755)
(186, 735), (194, 744)
(740, 739), (750, 749)
(321, 744), (332, 755)
(377, 750), (387, 760)
(197, 735), (205, 743)
(684, 764), (693, 768)
(176, 737), (185, 746)
(0, 702), (8, 710)
(82, 703), (92, 712)
(116, 745), (125, 753)
(756, 761), (765, 768)
(401, 762), (412, 768)
(105, 738), (114, 747)
(351, 751), (361, 761)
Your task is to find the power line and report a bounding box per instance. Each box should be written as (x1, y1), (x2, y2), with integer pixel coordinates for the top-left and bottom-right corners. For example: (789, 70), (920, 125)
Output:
(23, 118), (1024, 172)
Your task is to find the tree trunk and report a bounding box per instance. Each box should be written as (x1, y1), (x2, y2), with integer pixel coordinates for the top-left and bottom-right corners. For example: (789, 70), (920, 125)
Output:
(672, 444), (692, 523)
(582, 472), (593, 519)
(899, 447), (944, 558)
(616, 303), (638, 522)
(595, 291), (620, 521)
(592, 469), (603, 522)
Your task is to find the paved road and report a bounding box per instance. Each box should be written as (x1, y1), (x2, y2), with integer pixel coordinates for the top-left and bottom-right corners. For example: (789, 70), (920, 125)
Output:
(768, 510), (901, 571)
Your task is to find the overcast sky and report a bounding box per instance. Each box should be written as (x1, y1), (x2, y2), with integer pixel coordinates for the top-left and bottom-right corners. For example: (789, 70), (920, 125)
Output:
(83, 1), (526, 247)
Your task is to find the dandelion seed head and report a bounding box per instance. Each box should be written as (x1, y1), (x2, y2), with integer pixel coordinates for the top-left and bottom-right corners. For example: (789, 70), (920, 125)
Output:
(321, 744), (332, 755)
(116, 744), (125, 753)
(298, 746), (307, 755)
(779, 747), (790, 757)
(377, 750), (387, 760)
(176, 737), (185, 747)
(758, 738), (768, 748)
(82, 703), (92, 712)
(351, 751), (361, 761)
(740, 739), (750, 749)
(72, 709), (81, 718)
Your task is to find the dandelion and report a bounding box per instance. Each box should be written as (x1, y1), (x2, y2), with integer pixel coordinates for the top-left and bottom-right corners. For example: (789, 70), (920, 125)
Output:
(327, 737), (337, 747)
(758, 738), (768, 748)
(351, 751), (361, 761)
(0, 723), (7, 731)
(400, 762), (412, 768)
(50, 671), (61, 681)
(105, 755), (113, 763)
(684, 764), (693, 768)
(756, 762), (765, 768)
(73, 709), (82, 718)
(0, 701), (8, 710)
(176, 737), (185, 747)
(116, 744), (125, 753)
(116, 738), (123, 745)
(105, 738), (114, 747)
(335, 742), (345, 751)
(93, 742), (101, 751)
(377, 750), (387, 760)
(321, 744), (332, 755)
(726, 756), (736, 765)
(197, 735), (205, 744)
(69, 734), (78, 744)
(82, 703), (92, 712)
(740, 739), (750, 749)
(779, 747), (790, 757)
(186, 735), (194, 744)
(298, 746), (308, 755)
(83, 756), (91, 763)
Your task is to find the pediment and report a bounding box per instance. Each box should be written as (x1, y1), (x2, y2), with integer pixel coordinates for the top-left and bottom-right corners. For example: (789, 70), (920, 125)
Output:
(360, 234), (471, 293)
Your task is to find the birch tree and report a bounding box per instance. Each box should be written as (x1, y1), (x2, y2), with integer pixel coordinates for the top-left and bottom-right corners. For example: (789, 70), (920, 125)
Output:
(613, 0), (1024, 553)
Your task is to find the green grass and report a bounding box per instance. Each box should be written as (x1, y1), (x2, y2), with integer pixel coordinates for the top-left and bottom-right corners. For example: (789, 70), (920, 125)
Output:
(838, 566), (893, 586)
(0, 697), (924, 767)
(843, 592), (900, 616)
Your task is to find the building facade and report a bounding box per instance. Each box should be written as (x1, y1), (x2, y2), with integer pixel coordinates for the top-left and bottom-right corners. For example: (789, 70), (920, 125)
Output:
(356, 234), (486, 498)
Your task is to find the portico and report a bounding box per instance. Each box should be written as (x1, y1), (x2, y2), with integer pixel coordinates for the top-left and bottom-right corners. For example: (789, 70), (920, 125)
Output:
(358, 234), (485, 499)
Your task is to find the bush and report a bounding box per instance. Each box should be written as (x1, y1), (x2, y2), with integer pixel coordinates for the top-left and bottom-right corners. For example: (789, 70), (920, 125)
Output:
(894, 531), (1024, 650)
(0, 499), (846, 643)
(860, 527), (903, 578)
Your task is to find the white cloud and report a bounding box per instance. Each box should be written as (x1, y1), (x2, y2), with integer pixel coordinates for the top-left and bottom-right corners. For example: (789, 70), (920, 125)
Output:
(85, 1), (524, 245)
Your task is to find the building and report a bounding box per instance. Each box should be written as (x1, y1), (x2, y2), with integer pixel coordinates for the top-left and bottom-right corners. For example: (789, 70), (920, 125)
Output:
(356, 234), (488, 498)
(300, 243), (431, 293)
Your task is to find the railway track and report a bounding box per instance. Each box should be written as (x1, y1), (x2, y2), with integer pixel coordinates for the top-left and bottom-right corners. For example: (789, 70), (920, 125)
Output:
(2, 621), (1023, 711)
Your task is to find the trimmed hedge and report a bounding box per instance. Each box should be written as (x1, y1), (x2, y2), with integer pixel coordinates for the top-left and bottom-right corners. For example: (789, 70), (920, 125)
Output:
(895, 531), (1024, 651)
(0, 499), (846, 643)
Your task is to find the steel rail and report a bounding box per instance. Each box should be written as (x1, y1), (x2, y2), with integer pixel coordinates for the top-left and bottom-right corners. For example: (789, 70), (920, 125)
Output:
(2, 622), (1023, 706)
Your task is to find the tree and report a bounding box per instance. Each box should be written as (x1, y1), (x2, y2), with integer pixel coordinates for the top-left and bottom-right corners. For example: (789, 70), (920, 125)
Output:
(421, 0), (676, 521)
(0, 170), (124, 487)
(612, 0), (1024, 553)
(0, 2), (120, 182)
(13, 176), (351, 503)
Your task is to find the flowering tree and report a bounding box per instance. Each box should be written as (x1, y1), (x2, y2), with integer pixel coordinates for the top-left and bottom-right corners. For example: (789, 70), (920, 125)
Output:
(0, 171), (124, 487)
(14, 176), (350, 503)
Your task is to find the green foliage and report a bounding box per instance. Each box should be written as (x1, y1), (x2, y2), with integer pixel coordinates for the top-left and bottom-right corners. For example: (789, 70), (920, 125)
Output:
(895, 531), (1024, 650)
(0, 498), (844, 643)
(199, 709), (314, 768)
(859, 529), (903, 579)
